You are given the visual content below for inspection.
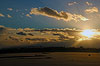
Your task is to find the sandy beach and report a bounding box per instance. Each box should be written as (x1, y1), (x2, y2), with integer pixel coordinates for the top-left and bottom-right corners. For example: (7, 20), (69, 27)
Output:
(0, 52), (100, 66)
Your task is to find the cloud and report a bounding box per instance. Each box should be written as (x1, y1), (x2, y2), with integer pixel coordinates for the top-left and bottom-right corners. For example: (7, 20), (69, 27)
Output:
(0, 13), (12, 18)
(16, 32), (27, 35)
(16, 9), (20, 12)
(0, 25), (5, 28)
(7, 14), (12, 18)
(1, 25), (100, 48)
(0, 13), (5, 17)
(86, 2), (93, 6)
(22, 13), (24, 15)
(0, 25), (6, 31)
(24, 28), (34, 31)
(25, 9), (28, 11)
(17, 28), (23, 31)
(30, 7), (88, 22)
(68, 2), (77, 6)
(7, 8), (13, 11)
(0, 25), (8, 34)
(0, 25), (16, 32)
(26, 14), (32, 18)
(85, 7), (99, 13)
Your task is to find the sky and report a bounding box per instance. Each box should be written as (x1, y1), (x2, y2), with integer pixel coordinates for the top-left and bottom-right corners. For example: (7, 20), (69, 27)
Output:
(0, 0), (100, 29)
(1, 0), (100, 48)
(1, 25), (100, 48)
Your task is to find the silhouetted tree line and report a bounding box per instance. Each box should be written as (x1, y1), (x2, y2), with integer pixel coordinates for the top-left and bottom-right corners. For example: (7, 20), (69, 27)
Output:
(0, 46), (100, 54)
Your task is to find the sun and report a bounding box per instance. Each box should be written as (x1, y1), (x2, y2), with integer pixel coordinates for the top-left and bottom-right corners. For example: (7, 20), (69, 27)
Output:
(81, 29), (95, 38)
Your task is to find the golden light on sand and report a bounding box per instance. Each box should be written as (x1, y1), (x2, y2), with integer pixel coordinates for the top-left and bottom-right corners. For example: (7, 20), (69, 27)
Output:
(81, 29), (95, 38)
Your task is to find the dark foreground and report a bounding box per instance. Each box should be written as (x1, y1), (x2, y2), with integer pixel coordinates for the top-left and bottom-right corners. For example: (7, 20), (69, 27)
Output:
(0, 47), (100, 54)
(0, 52), (100, 66)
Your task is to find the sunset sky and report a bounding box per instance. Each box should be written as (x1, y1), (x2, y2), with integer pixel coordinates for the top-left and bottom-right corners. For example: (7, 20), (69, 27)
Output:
(0, 0), (100, 29)
(1, 0), (100, 49)
(1, 1), (100, 66)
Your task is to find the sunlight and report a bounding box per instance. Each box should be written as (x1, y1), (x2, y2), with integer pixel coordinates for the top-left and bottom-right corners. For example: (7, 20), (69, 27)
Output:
(81, 17), (89, 21)
(81, 29), (95, 38)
